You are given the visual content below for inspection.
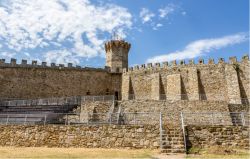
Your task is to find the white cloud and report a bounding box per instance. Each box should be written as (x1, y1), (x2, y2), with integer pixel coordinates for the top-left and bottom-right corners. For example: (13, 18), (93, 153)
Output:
(153, 23), (163, 30)
(1, 52), (16, 58)
(181, 11), (187, 16)
(24, 52), (30, 57)
(146, 32), (248, 63)
(44, 50), (79, 64)
(0, 0), (132, 64)
(158, 4), (175, 18)
(139, 4), (177, 30)
(139, 8), (155, 23)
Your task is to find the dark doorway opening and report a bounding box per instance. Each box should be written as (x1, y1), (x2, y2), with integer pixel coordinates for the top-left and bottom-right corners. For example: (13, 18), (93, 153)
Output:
(115, 91), (119, 100)
(86, 90), (90, 95)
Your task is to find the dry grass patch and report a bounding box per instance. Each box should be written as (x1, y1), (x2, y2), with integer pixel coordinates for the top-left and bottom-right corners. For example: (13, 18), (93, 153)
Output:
(0, 147), (159, 159)
(187, 146), (250, 159)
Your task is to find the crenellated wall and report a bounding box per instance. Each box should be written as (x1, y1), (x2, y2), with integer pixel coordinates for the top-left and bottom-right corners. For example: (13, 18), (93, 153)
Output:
(122, 55), (250, 104)
(0, 59), (122, 99)
(0, 55), (249, 103)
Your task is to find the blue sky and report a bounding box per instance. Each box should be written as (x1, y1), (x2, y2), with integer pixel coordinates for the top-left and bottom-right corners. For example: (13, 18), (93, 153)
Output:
(0, 0), (249, 67)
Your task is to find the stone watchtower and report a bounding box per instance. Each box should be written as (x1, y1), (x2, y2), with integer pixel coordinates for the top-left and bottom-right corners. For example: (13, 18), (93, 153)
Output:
(105, 39), (131, 73)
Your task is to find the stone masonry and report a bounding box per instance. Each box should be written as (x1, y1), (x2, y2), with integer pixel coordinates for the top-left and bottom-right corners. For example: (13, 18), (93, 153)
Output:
(122, 56), (250, 104)
(0, 39), (249, 152)
(0, 40), (249, 105)
(0, 125), (160, 149)
(186, 125), (249, 150)
(0, 125), (248, 150)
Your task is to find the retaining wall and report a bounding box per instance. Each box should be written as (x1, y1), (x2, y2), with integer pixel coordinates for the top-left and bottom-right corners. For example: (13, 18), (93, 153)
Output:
(119, 100), (232, 125)
(0, 125), (248, 150)
(186, 125), (249, 150)
(0, 125), (160, 149)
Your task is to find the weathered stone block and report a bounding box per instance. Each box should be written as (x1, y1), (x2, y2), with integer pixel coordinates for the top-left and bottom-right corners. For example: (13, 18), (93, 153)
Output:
(166, 74), (181, 101)
(151, 73), (160, 100)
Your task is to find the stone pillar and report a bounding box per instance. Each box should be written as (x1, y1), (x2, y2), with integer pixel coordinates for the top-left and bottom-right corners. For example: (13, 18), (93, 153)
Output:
(188, 67), (199, 100)
(166, 74), (181, 101)
(225, 65), (241, 104)
(151, 73), (160, 100)
(122, 75), (130, 100)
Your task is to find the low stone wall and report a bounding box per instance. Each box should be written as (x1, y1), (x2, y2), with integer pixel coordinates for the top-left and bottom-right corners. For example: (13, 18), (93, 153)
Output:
(66, 101), (114, 123)
(186, 125), (249, 150)
(0, 125), (248, 151)
(0, 125), (160, 149)
(119, 100), (232, 125)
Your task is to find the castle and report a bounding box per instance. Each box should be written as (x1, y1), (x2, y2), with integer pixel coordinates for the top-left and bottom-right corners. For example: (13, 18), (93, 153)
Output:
(0, 39), (249, 153)
(0, 39), (249, 104)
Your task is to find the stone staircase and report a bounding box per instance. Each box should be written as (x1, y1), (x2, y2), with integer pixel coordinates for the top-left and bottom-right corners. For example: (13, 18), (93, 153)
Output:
(107, 101), (120, 124)
(161, 126), (186, 154)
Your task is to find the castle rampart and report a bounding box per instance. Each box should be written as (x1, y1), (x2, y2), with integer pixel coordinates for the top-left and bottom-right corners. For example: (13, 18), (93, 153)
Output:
(122, 55), (250, 104)
(0, 59), (121, 99)
(0, 38), (249, 106)
(0, 58), (108, 71)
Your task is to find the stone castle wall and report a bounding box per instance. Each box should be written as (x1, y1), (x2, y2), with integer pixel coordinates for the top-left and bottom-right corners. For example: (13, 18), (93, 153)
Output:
(0, 60), (121, 99)
(0, 125), (248, 150)
(122, 56), (250, 104)
(0, 125), (160, 149)
(186, 125), (249, 150)
(0, 55), (248, 103)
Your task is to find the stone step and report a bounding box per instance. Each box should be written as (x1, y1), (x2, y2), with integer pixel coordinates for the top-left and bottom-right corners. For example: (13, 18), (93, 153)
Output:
(160, 127), (186, 154)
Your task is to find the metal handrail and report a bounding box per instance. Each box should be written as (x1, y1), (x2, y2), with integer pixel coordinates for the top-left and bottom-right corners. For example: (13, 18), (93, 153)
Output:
(182, 112), (249, 126)
(0, 112), (160, 126)
(0, 95), (115, 107)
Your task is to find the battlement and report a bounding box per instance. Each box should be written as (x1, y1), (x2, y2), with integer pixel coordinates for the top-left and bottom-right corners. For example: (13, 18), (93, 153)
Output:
(0, 58), (108, 72)
(105, 40), (131, 53)
(123, 55), (249, 73)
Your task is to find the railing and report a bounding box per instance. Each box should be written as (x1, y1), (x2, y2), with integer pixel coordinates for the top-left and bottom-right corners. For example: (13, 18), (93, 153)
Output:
(181, 112), (249, 126)
(0, 95), (115, 107)
(0, 97), (80, 107)
(119, 112), (160, 125)
(0, 112), (160, 126)
(180, 112), (249, 153)
(82, 95), (114, 102)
